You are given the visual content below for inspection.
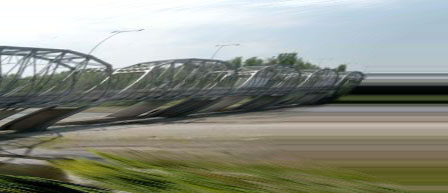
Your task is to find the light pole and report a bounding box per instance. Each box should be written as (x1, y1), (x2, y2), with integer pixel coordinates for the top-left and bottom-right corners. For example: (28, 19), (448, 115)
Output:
(88, 29), (145, 55)
(211, 43), (240, 59)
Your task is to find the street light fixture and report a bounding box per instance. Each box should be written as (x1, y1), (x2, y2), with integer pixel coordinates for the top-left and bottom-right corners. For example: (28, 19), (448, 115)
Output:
(211, 43), (240, 59)
(88, 29), (145, 55)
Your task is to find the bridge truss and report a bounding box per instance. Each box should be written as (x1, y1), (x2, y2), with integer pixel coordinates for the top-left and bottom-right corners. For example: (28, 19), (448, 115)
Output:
(0, 46), (364, 132)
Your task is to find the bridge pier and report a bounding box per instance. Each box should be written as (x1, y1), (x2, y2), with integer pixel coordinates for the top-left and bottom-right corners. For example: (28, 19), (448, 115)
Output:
(107, 100), (169, 118)
(0, 109), (24, 120)
(147, 98), (218, 117)
(235, 96), (283, 111)
(0, 106), (87, 132)
(294, 93), (329, 106)
(198, 96), (247, 113)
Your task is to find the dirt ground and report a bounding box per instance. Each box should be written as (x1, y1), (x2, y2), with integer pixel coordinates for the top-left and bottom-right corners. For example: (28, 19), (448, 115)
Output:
(2, 104), (448, 192)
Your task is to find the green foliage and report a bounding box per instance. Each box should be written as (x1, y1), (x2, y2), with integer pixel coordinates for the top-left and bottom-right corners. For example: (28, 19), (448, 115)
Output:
(336, 64), (347, 72)
(0, 69), (108, 96)
(234, 52), (324, 70)
(244, 57), (264, 66)
(0, 174), (109, 193)
(54, 152), (407, 193)
(295, 61), (320, 70)
(265, 56), (278, 65)
(228, 57), (243, 69)
(277, 53), (298, 67)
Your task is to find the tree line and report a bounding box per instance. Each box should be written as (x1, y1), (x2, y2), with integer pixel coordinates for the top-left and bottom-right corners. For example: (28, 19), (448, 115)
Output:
(227, 52), (347, 72)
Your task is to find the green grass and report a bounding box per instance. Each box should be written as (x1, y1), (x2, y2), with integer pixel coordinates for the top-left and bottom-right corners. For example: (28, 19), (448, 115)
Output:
(336, 95), (448, 103)
(329, 161), (448, 193)
(52, 151), (407, 193)
(0, 174), (109, 193)
(348, 167), (448, 186)
(0, 162), (67, 181)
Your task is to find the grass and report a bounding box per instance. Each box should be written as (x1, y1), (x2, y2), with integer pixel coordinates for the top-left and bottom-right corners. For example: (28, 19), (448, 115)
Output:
(320, 159), (448, 193)
(3, 151), (447, 193)
(0, 163), (67, 181)
(336, 95), (448, 103)
(52, 151), (407, 193)
(0, 174), (109, 193)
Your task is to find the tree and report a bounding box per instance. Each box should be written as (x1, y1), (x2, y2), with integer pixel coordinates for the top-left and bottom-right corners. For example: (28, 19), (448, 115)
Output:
(244, 57), (264, 66)
(227, 52), (326, 70)
(336, 64), (347, 72)
(265, 56), (278, 65)
(229, 57), (243, 69)
(276, 53), (297, 67)
(293, 57), (305, 70)
(295, 61), (320, 70)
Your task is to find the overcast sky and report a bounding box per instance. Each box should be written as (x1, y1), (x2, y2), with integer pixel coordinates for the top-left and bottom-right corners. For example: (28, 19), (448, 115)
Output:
(1, 0), (447, 72)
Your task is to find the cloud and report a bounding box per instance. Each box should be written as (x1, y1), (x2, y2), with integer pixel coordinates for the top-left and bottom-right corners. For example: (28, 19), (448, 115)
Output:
(0, 0), (393, 68)
(0, 0), (389, 31)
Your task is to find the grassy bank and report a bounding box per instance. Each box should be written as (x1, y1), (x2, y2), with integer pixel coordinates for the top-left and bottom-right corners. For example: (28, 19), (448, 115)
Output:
(0, 151), (408, 192)
(50, 151), (406, 193)
(335, 95), (448, 103)
(0, 174), (109, 193)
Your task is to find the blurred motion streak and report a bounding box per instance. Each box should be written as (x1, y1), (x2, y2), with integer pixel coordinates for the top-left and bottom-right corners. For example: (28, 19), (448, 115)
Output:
(0, 46), (363, 132)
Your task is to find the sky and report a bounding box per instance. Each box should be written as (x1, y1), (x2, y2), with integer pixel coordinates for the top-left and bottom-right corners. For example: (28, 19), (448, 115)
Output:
(0, 0), (447, 72)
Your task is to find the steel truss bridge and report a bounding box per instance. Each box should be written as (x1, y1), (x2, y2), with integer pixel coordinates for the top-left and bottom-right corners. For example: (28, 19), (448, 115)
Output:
(0, 46), (364, 132)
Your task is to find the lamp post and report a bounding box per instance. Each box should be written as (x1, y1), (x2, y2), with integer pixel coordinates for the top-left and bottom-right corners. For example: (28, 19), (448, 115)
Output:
(88, 29), (145, 55)
(211, 43), (240, 59)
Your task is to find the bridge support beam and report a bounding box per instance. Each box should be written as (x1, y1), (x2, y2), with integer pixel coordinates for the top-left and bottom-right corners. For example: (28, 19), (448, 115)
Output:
(235, 96), (283, 111)
(0, 106), (87, 132)
(273, 93), (306, 106)
(107, 100), (169, 119)
(198, 96), (247, 113)
(294, 93), (328, 106)
(147, 98), (218, 117)
(0, 109), (24, 121)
